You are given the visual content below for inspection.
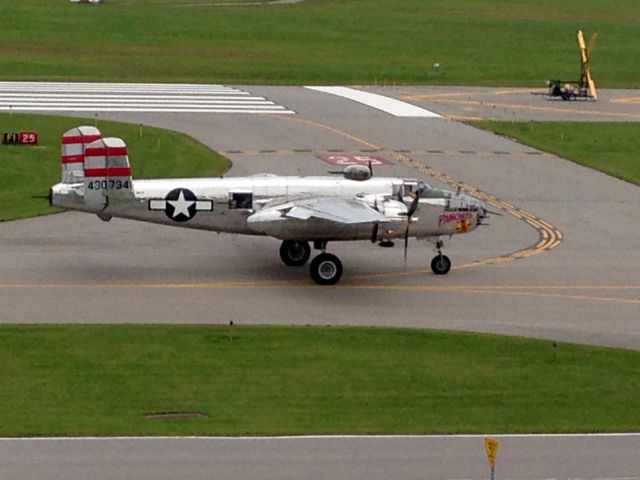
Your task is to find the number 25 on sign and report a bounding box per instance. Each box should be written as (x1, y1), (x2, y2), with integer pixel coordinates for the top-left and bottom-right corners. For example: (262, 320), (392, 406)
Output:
(484, 437), (500, 480)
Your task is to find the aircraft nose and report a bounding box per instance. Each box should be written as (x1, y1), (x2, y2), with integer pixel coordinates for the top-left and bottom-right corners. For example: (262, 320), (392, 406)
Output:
(476, 200), (497, 226)
(462, 196), (485, 213)
(468, 199), (487, 224)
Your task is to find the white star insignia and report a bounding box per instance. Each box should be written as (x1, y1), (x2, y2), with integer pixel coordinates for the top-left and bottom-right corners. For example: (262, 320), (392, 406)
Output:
(168, 190), (195, 218)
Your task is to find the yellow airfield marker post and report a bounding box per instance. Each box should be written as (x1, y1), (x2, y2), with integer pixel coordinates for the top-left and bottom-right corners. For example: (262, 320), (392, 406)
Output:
(484, 437), (500, 480)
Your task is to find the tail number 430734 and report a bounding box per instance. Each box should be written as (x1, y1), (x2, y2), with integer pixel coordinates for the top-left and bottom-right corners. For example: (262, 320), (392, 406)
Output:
(86, 179), (131, 190)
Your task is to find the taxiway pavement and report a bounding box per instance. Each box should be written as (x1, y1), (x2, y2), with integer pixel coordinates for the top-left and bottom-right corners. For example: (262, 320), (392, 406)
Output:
(1, 86), (639, 349)
(2, 434), (639, 480)
(1, 85), (639, 480)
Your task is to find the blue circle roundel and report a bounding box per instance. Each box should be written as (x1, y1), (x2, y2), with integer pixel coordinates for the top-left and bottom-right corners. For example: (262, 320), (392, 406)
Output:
(164, 188), (198, 222)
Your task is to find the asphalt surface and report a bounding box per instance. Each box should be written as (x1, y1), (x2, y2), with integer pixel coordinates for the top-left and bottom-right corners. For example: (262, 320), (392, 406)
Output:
(381, 86), (640, 122)
(2, 434), (639, 480)
(1, 85), (640, 479)
(2, 86), (639, 349)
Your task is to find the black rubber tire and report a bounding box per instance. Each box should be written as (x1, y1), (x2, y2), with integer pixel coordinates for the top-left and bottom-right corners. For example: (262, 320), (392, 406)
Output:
(310, 253), (343, 285)
(431, 254), (452, 275)
(279, 240), (311, 267)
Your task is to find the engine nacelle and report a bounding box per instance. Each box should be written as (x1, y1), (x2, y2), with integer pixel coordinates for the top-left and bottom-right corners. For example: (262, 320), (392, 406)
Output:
(343, 165), (371, 181)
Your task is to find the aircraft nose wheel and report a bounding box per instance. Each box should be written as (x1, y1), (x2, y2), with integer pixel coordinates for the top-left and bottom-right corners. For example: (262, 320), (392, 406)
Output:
(279, 240), (311, 266)
(310, 253), (343, 285)
(431, 254), (452, 275)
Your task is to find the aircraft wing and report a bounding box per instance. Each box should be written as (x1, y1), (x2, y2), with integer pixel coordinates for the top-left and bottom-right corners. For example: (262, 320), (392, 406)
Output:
(285, 197), (386, 224)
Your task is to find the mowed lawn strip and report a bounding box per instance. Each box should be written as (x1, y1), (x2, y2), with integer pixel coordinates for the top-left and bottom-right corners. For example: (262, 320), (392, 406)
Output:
(0, 325), (639, 437)
(0, 113), (230, 221)
(0, 0), (638, 86)
(471, 121), (640, 186)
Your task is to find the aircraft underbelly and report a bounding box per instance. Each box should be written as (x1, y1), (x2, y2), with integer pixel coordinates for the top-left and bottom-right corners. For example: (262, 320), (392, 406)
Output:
(247, 218), (375, 241)
(80, 200), (477, 239)
(104, 202), (254, 233)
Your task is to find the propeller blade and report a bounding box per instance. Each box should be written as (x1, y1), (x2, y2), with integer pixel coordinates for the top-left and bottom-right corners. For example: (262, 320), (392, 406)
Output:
(403, 191), (423, 268)
(483, 209), (504, 217)
(407, 192), (420, 217)
(577, 30), (586, 47)
(588, 32), (597, 57)
(368, 160), (373, 178)
(577, 30), (588, 63)
(371, 222), (379, 243)
(403, 224), (409, 270)
(587, 69), (598, 99)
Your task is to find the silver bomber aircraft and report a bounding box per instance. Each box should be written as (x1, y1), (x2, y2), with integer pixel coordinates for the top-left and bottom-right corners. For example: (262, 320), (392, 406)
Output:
(50, 126), (490, 285)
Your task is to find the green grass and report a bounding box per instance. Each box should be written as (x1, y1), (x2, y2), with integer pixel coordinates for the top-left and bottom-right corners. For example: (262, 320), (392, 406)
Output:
(471, 121), (640, 186)
(0, 325), (639, 437)
(0, 0), (638, 86)
(0, 113), (230, 221)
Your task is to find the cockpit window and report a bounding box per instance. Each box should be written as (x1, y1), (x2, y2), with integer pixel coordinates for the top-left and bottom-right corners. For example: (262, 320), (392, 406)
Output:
(402, 180), (430, 197)
(420, 188), (450, 199)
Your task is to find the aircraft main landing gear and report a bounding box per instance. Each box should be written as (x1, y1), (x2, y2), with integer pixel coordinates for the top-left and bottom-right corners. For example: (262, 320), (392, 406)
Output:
(279, 240), (343, 284)
(279, 240), (311, 266)
(310, 253), (343, 285)
(430, 240), (452, 275)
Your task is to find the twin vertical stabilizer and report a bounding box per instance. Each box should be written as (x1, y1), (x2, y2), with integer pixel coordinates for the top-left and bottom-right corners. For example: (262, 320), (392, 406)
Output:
(83, 137), (134, 209)
(61, 126), (101, 183)
(58, 126), (133, 211)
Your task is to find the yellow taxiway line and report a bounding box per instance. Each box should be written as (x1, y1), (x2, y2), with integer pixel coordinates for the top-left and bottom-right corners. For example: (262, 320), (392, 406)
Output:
(1, 283), (638, 306)
(610, 97), (640, 105)
(400, 97), (640, 121)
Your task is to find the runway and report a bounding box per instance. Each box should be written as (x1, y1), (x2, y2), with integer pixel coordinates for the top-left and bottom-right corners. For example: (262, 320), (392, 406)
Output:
(0, 82), (295, 114)
(1, 84), (640, 479)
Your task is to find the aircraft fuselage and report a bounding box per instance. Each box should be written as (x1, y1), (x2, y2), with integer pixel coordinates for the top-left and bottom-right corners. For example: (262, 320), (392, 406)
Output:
(51, 175), (482, 241)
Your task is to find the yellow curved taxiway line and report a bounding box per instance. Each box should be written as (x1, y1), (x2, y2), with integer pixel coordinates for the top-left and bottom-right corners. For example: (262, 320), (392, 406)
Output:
(278, 115), (564, 274)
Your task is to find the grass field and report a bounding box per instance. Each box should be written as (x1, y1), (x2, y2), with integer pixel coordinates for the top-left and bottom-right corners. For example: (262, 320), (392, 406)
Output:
(0, 113), (230, 221)
(472, 121), (640, 186)
(0, 325), (639, 437)
(2, 1), (639, 442)
(0, 0), (638, 86)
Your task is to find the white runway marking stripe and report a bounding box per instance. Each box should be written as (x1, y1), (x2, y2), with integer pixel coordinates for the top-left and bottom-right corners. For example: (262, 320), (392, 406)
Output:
(2, 102), (280, 108)
(0, 82), (295, 114)
(0, 82), (244, 92)
(0, 100), (278, 106)
(1, 107), (292, 114)
(306, 86), (441, 117)
(0, 94), (264, 101)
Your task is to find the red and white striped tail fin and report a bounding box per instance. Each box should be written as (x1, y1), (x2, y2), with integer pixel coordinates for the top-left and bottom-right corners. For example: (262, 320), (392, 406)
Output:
(83, 137), (133, 210)
(61, 126), (102, 184)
